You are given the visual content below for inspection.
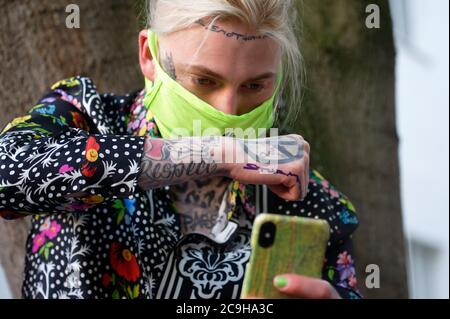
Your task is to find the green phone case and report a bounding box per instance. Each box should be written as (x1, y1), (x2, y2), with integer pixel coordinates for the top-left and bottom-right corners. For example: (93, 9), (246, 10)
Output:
(240, 213), (330, 299)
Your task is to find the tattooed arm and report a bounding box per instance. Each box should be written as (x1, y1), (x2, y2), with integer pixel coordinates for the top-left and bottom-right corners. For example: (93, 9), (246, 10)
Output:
(138, 134), (309, 201)
(137, 136), (225, 190)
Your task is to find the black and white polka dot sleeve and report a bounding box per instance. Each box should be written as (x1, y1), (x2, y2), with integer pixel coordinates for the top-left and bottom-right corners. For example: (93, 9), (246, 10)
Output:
(0, 77), (145, 219)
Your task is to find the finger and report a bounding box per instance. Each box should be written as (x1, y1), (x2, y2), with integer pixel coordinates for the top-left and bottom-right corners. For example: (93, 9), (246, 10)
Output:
(273, 274), (341, 299)
(303, 154), (310, 199)
(297, 156), (308, 200)
(267, 184), (286, 198)
(269, 174), (302, 201)
(303, 140), (310, 156)
(286, 174), (303, 201)
(268, 183), (300, 202)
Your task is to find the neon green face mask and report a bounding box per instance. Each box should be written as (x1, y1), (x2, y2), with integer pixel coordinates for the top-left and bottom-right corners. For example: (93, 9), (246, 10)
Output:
(143, 29), (281, 138)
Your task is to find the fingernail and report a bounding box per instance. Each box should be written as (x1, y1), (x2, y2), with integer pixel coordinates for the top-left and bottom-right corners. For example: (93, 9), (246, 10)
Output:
(274, 276), (288, 289)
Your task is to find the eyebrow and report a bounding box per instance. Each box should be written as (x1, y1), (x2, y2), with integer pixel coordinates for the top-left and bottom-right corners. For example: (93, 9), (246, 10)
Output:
(179, 64), (276, 82)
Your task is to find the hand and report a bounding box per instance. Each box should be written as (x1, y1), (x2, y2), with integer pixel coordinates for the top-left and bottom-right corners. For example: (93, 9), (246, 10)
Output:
(273, 274), (341, 299)
(224, 134), (310, 201)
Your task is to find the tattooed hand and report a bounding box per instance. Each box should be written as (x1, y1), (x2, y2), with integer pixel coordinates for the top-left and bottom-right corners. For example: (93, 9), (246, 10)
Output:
(224, 134), (310, 201)
(138, 134), (310, 201)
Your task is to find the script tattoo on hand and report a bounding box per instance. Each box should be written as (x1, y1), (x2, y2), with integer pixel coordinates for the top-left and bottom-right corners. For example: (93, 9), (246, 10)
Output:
(243, 163), (301, 185)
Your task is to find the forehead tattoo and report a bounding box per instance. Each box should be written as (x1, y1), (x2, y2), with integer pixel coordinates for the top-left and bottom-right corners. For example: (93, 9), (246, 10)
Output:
(195, 19), (268, 42)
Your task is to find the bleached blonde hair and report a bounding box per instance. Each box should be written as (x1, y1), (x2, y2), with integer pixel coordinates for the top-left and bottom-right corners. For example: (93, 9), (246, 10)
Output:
(145, 0), (304, 126)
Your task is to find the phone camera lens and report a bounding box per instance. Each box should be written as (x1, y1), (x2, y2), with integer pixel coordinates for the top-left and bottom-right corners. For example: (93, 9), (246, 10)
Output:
(259, 222), (276, 248)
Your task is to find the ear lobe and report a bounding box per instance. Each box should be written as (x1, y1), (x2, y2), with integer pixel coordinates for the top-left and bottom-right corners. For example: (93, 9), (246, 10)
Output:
(138, 29), (156, 81)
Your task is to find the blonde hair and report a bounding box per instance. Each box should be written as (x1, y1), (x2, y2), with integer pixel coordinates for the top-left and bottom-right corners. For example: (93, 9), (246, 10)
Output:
(145, 0), (304, 127)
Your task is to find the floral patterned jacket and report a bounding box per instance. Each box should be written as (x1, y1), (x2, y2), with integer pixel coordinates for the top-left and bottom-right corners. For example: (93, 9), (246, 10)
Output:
(0, 76), (361, 299)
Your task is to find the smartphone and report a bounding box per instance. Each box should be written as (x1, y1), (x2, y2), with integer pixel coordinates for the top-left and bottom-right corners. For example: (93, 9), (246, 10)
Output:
(240, 213), (330, 299)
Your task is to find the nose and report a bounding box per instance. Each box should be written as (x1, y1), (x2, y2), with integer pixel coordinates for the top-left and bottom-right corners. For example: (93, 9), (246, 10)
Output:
(211, 88), (239, 115)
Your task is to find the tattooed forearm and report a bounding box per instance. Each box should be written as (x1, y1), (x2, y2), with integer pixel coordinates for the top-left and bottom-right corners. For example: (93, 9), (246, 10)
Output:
(139, 160), (217, 189)
(137, 137), (224, 190)
(196, 19), (268, 41)
(162, 51), (177, 80)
